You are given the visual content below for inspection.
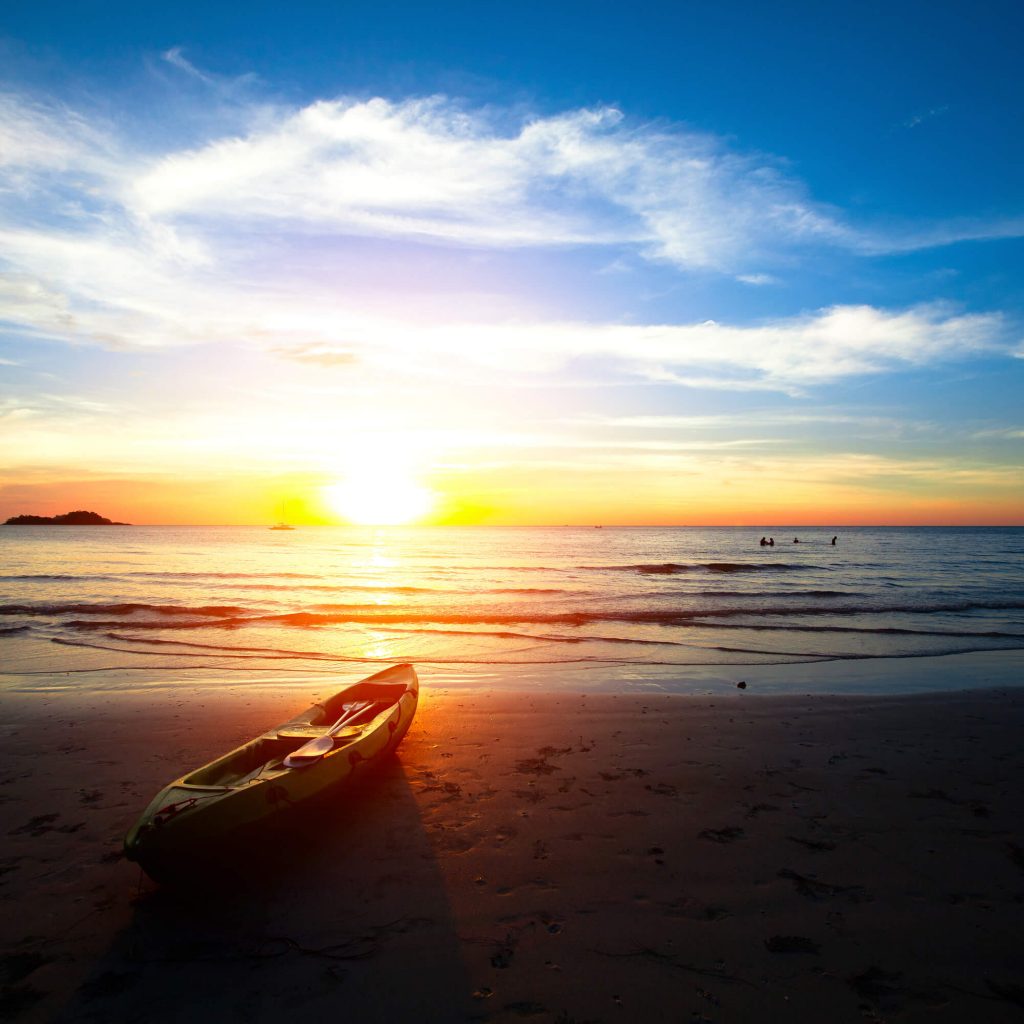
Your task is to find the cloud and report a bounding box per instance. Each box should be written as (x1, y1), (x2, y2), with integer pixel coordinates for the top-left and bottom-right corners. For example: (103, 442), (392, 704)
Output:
(273, 344), (359, 367)
(0, 86), (1020, 392)
(899, 105), (950, 131)
(1, 85), (1020, 290)
(160, 46), (215, 83)
(161, 47), (215, 85)
(0, 210), (1012, 391)
(0, 92), (120, 192)
(398, 303), (1007, 390)
(124, 97), (862, 270)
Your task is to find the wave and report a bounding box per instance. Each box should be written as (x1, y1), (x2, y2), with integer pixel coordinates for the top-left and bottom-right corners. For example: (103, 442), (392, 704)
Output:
(44, 630), (1020, 668)
(133, 570), (321, 580)
(24, 597), (1023, 635)
(0, 574), (101, 582)
(672, 589), (860, 598)
(90, 627), (688, 656)
(684, 620), (1024, 640)
(591, 562), (807, 575)
(0, 571), (324, 582)
(0, 602), (249, 618)
(6, 595), (1024, 622)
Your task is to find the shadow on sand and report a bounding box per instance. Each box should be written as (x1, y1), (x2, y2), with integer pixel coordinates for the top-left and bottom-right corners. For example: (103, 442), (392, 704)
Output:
(56, 756), (473, 1023)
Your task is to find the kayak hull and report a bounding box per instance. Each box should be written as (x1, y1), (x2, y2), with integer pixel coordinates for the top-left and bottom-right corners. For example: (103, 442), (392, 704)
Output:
(124, 664), (418, 881)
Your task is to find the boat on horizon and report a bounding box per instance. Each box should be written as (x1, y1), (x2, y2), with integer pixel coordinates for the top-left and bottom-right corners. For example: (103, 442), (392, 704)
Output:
(270, 522), (294, 530)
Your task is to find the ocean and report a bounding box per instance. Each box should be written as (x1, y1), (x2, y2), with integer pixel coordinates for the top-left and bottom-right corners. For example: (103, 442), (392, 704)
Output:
(2, 525), (1023, 694)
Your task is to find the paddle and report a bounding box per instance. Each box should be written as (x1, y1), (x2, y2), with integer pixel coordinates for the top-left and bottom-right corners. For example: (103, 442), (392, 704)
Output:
(283, 700), (377, 768)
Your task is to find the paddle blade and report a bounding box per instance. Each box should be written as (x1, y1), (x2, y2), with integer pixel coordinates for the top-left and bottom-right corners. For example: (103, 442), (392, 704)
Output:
(281, 701), (380, 768)
(283, 735), (334, 768)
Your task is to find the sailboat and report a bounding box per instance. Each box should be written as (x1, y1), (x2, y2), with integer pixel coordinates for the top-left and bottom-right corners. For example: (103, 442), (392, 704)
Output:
(270, 500), (295, 530)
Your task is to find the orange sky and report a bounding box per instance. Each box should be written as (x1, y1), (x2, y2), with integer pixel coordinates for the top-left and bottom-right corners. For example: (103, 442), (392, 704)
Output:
(3, 459), (1021, 527)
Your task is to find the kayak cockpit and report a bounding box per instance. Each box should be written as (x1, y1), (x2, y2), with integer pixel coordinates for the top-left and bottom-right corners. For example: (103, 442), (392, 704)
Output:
(180, 683), (409, 788)
(312, 679), (410, 723)
(182, 737), (297, 787)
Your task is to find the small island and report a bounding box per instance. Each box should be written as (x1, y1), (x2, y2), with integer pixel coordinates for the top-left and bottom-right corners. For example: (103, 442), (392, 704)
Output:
(4, 510), (130, 526)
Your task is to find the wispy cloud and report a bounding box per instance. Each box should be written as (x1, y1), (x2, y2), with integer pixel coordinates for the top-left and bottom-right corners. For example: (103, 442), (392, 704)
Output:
(737, 273), (780, 286)
(899, 105), (950, 131)
(0, 221), (1012, 392)
(3, 86), (1018, 285)
(273, 343), (359, 367)
(161, 47), (215, 85)
(126, 97), (859, 268)
(0, 86), (1020, 393)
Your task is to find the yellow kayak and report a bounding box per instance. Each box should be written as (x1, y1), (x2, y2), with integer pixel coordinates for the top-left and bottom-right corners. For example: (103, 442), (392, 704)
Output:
(124, 664), (418, 881)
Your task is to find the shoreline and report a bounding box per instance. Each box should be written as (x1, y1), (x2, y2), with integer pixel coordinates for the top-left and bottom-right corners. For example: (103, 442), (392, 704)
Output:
(3, 647), (1023, 698)
(2, 678), (1023, 1021)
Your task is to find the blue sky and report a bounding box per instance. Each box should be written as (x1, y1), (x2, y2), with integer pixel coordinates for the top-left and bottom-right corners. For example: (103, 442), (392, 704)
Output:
(1, 1), (1022, 523)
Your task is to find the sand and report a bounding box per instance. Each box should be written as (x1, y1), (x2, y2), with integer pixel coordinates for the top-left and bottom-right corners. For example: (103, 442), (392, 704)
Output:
(2, 682), (1023, 1022)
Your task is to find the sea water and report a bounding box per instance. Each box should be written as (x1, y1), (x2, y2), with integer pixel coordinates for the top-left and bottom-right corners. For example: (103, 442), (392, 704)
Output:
(1, 526), (1023, 694)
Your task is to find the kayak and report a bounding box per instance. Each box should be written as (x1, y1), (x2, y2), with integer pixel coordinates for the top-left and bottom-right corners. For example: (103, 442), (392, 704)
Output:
(124, 663), (418, 880)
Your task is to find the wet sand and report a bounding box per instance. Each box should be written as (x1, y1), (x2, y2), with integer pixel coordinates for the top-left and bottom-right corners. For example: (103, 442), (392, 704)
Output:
(2, 683), (1023, 1022)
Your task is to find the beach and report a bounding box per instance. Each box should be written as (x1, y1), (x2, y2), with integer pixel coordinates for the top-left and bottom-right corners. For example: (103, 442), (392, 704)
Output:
(3, 678), (1023, 1022)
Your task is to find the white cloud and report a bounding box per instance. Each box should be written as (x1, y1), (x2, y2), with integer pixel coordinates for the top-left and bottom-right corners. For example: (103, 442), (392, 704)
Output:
(123, 97), (865, 270)
(161, 47), (215, 85)
(1, 225), (1006, 391)
(0, 86), (1020, 394)
(0, 92), (121, 196)
(399, 304), (1006, 388)
(900, 105), (950, 130)
(1, 87), (1021, 288)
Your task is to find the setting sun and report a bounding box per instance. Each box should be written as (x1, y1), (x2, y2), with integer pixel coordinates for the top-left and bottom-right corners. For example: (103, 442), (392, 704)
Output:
(322, 436), (435, 525)
(323, 477), (433, 524)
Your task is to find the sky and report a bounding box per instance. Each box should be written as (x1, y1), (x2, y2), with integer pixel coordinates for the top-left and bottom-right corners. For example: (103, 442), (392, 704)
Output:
(1, 0), (1022, 525)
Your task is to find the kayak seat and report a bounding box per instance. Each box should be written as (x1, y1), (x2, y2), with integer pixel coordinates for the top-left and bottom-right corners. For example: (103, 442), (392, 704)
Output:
(275, 724), (366, 741)
(185, 736), (296, 787)
(274, 724), (328, 738)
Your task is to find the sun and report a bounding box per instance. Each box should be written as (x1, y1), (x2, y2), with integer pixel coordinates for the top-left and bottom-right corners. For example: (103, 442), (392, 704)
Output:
(322, 437), (435, 525)
(324, 477), (433, 525)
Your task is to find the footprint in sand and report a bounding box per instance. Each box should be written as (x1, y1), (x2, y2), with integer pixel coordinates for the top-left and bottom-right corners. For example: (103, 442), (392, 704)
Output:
(9, 814), (85, 837)
(490, 933), (517, 969)
(645, 782), (678, 797)
(745, 803), (780, 818)
(698, 826), (744, 844)
(515, 758), (559, 776)
(764, 935), (821, 954)
(788, 835), (837, 852)
(513, 788), (547, 804)
(495, 824), (518, 843)
(666, 896), (729, 921)
(778, 867), (870, 903)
